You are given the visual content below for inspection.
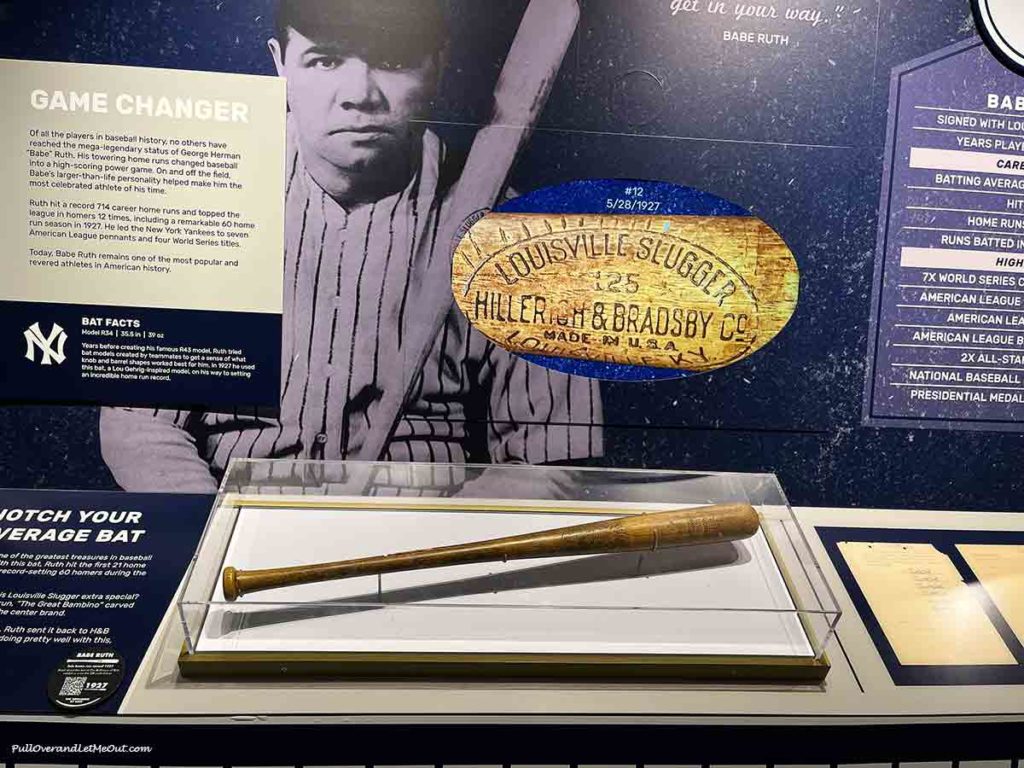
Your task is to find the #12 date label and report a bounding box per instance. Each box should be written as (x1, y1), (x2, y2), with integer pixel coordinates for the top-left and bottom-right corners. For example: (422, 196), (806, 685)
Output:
(452, 180), (799, 380)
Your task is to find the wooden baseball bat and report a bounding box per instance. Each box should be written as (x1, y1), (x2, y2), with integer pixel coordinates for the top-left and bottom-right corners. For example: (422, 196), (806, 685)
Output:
(221, 502), (760, 601)
(354, 0), (582, 464)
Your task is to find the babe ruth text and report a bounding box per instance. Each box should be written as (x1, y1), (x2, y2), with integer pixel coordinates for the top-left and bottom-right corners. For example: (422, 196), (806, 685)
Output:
(0, 508), (146, 544)
(988, 93), (1024, 112)
(667, 1), (855, 49)
(30, 90), (250, 123)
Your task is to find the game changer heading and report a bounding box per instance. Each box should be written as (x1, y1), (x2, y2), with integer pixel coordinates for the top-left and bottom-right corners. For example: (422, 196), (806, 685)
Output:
(30, 89), (250, 123)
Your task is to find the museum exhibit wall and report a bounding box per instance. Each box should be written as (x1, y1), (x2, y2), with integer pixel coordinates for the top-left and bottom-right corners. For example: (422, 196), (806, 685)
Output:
(0, 0), (1019, 513)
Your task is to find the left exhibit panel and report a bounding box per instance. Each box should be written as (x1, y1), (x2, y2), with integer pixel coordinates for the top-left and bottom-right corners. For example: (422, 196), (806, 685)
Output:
(0, 59), (286, 408)
(0, 488), (212, 714)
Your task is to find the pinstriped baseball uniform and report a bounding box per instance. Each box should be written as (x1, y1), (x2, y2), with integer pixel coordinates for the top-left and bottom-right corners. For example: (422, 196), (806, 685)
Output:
(100, 129), (603, 493)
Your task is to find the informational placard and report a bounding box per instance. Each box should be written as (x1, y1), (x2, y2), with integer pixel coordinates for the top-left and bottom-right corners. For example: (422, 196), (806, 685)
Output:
(866, 40), (1024, 430)
(0, 489), (210, 713)
(0, 58), (285, 407)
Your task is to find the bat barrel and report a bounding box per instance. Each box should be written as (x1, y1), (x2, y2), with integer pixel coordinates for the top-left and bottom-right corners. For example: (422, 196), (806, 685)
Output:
(221, 502), (760, 601)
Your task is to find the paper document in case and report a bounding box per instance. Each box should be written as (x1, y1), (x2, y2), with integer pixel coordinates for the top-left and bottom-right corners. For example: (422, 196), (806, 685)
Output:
(957, 544), (1024, 648)
(838, 541), (1015, 666)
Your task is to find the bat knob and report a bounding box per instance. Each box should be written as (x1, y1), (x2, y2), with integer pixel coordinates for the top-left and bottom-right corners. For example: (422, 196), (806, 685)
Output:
(222, 566), (241, 602)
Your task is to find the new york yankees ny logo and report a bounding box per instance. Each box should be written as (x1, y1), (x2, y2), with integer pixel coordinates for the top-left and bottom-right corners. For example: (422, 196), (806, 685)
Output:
(23, 322), (68, 366)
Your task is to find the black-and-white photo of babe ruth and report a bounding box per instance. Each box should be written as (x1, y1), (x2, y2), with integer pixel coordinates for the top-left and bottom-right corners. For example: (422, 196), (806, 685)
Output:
(100, 0), (603, 493)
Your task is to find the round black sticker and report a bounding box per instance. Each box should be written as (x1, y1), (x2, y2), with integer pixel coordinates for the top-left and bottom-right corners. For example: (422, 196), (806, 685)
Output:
(47, 648), (125, 712)
(972, 0), (1024, 76)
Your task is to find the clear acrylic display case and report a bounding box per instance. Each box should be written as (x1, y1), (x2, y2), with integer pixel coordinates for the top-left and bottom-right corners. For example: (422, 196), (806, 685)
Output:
(177, 460), (840, 681)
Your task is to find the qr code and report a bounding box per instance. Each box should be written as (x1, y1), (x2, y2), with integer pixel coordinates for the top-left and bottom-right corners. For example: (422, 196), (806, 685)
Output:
(59, 676), (86, 697)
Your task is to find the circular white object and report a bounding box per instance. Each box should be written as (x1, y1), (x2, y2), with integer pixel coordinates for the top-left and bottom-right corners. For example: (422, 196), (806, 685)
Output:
(974, 0), (1024, 72)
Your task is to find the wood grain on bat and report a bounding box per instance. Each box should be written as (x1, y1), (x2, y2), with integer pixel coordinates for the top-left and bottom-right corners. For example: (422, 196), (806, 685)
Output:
(222, 502), (760, 601)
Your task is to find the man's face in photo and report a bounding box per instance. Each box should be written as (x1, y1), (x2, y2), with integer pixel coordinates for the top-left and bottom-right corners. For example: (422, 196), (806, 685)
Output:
(271, 24), (440, 189)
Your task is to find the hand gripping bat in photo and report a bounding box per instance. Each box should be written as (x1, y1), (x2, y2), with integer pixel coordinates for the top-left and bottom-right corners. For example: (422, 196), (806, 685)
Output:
(221, 503), (761, 600)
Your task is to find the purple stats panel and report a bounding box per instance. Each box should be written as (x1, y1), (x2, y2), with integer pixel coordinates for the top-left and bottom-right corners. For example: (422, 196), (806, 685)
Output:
(867, 38), (1024, 431)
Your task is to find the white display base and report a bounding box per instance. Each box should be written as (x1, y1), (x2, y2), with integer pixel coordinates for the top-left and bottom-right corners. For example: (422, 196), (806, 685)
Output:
(195, 506), (813, 658)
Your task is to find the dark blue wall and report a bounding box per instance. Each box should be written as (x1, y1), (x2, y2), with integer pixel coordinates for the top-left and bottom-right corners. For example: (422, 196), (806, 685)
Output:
(1, 0), (1019, 512)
